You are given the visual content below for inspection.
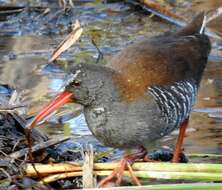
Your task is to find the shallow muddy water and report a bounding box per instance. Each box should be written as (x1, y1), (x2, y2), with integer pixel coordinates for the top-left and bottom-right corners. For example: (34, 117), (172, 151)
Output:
(0, 1), (221, 160)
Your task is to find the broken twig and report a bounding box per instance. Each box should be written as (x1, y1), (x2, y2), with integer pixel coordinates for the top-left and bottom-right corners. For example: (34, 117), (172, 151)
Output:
(9, 136), (70, 159)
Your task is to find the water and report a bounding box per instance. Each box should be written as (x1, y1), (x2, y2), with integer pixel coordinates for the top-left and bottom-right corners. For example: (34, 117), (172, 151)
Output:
(0, 1), (221, 159)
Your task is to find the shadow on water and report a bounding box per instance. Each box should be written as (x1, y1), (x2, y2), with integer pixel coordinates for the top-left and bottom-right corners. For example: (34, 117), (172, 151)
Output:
(0, 1), (221, 160)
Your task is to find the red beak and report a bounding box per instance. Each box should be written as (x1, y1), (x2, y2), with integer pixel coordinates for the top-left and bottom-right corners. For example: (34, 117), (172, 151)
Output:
(27, 91), (73, 129)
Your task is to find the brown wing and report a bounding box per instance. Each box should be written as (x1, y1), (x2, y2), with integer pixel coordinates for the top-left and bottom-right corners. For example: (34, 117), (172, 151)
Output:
(108, 36), (209, 101)
(108, 12), (210, 102)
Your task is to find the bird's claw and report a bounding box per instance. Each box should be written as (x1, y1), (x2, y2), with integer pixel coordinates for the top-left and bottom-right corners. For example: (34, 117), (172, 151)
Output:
(97, 159), (126, 187)
(97, 158), (141, 187)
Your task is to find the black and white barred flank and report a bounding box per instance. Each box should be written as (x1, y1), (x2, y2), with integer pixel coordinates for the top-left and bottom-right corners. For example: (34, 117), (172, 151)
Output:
(148, 80), (197, 133)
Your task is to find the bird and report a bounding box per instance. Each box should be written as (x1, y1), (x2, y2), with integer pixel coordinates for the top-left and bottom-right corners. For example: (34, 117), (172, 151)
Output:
(27, 12), (211, 187)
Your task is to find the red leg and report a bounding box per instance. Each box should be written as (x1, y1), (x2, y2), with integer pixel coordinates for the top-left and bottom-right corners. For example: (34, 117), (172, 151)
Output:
(97, 146), (147, 187)
(172, 118), (189, 163)
(126, 162), (141, 186)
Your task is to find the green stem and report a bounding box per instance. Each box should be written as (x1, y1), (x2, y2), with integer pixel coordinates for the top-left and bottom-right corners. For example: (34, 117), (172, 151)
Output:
(135, 171), (222, 181)
(94, 163), (222, 173)
(108, 183), (222, 190)
(96, 171), (222, 181)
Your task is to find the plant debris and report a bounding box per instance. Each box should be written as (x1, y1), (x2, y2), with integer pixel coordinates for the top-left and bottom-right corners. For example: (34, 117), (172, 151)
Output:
(0, 86), (82, 189)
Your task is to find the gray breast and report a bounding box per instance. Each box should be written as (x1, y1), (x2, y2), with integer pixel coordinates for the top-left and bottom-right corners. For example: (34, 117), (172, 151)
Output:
(84, 95), (166, 149)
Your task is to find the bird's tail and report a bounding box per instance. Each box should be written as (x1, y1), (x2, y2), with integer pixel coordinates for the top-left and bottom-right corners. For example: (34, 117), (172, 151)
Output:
(176, 12), (207, 36)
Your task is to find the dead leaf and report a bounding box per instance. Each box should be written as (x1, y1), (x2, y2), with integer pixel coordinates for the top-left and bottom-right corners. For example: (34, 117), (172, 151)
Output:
(48, 20), (83, 63)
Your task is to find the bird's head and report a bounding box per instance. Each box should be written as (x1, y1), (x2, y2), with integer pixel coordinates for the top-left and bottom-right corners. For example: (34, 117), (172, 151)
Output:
(27, 63), (116, 129)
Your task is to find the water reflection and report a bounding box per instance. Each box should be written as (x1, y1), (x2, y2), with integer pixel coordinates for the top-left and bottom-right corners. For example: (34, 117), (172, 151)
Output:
(66, 113), (91, 136)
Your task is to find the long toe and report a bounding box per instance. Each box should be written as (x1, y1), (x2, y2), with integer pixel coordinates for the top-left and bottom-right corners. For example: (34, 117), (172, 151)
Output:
(97, 158), (128, 187)
(97, 172), (119, 187)
(97, 165), (125, 187)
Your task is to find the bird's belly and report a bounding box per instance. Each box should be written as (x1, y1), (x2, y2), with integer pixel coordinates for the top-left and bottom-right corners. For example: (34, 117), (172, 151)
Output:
(84, 98), (176, 149)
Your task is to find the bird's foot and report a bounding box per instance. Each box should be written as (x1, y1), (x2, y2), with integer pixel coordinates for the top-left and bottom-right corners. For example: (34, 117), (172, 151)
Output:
(97, 147), (146, 187)
(97, 158), (139, 187)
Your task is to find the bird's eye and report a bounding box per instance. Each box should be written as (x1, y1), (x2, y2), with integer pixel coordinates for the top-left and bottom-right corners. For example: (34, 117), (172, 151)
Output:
(72, 81), (81, 87)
